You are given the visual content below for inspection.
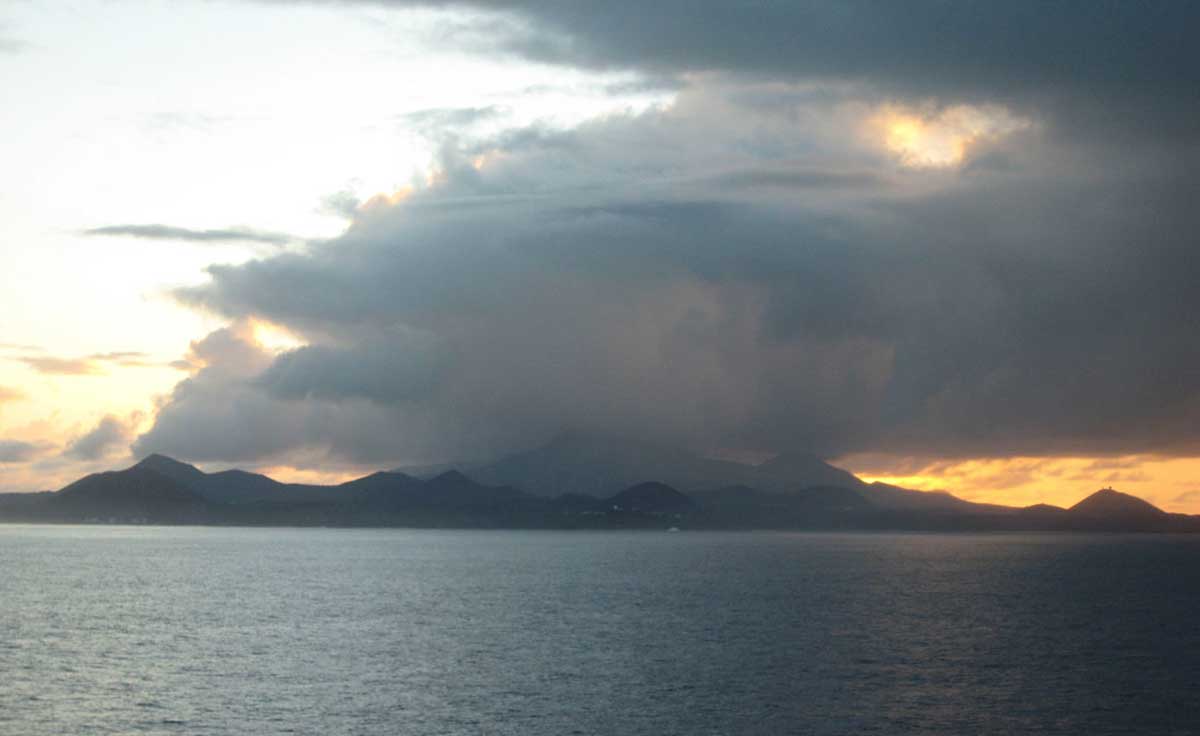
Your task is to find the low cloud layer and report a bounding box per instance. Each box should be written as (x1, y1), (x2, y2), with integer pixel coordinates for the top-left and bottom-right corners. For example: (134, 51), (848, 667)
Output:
(83, 224), (293, 246)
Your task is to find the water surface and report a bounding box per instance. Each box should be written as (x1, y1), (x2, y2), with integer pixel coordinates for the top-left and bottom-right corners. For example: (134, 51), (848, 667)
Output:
(2, 526), (1197, 735)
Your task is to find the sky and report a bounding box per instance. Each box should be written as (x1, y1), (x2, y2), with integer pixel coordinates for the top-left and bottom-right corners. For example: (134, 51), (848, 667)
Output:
(3, 1), (1200, 512)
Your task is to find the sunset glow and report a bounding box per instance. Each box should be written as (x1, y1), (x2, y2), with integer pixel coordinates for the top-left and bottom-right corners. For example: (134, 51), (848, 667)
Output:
(872, 104), (1032, 168)
(844, 454), (1200, 514)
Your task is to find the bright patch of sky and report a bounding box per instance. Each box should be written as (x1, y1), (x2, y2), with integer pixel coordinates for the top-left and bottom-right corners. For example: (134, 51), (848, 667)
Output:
(0, 0), (669, 472)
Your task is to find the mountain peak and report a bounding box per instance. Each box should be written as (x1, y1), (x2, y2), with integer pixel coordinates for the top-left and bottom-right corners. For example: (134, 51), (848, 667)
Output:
(133, 453), (205, 478)
(1069, 488), (1165, 517)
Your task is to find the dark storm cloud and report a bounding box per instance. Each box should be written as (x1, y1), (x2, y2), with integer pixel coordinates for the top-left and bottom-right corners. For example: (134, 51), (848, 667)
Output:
(285, 0), (1200, 136)
(135, 3), (1200, 466)
(83, 224), (293, 246)
(255, 339), (442, 403)
(63, 415), (133, 461)
(147, 78), (1200, 465)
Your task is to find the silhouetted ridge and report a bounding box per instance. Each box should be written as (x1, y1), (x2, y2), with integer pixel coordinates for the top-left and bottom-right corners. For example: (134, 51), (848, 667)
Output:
(4, 454), (1197, 532)
(1069, 488), (1166, 518)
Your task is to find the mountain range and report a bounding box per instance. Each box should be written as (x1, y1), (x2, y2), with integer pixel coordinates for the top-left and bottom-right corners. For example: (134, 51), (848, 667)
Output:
(0, 435), (1196, 532)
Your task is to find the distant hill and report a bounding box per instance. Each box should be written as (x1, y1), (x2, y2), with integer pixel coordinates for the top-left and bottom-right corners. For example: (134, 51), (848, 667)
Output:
(47, 465), (211, 522)
(1059, 488), (1182, 530)
(1069, 488), (1167, 519)
(133, 454), (341, 505)
(607, 481), (696, 513)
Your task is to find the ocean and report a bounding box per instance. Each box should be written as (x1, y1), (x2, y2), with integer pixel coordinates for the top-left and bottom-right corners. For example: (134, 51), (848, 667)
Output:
(2, 526), (1198, 735)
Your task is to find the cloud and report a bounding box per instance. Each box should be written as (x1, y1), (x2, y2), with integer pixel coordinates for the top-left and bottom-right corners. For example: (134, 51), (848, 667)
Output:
(318, 190), (362, 219)
(117, 6), (1200, 469)
(133, 322), (426, 464)
(83, 224), (294, 246)
(281, 1), (1200, 140)
(135, 71), (1200, 468)
(18, 357), (106, 376)
(15, 351), (155, 376)
(63, 415), (136, 461)
(400, 106), (503, 137)
(255, 337), (442, 403)
(0, 386), (26, 403)
(1173, 490), (1200, 506)
(702, 168), (884, 192)
(0, 439), (51, 464)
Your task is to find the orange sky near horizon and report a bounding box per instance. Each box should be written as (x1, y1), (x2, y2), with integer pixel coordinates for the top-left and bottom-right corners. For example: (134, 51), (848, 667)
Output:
(837, 454), (1200, 515)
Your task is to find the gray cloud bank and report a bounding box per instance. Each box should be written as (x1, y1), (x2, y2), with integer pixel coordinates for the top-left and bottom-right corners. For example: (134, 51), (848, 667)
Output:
(134, 3), (1200, 467)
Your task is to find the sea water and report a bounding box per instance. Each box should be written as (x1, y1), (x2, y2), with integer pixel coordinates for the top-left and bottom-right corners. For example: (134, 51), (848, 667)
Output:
(1, 526), (1198, 735)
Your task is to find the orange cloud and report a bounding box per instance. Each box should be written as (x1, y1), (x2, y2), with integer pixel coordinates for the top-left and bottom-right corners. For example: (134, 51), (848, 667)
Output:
(13, 351), (159, 376)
